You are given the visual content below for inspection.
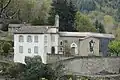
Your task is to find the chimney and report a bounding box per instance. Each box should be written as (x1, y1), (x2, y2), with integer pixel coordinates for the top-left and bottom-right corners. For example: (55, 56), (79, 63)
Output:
(55, 15), (59, 27)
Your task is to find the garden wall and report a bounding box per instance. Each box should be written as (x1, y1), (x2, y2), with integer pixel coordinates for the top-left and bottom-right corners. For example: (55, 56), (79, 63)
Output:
(47, 55), (120, 75)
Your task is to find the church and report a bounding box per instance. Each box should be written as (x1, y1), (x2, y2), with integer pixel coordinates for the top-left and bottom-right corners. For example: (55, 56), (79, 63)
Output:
(13, 15), (115, 64)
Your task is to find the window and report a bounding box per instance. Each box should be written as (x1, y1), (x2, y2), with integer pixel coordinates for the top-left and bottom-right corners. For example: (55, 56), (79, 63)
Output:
(60, 47), (63, 51)
(27, 35), (32, 42)
(34, 36), (38, 42)
(28, 48), (31, 53)
(44, 35), (47, 44)
(60, 41), (63, 45)
(51, 47), (55, 54)
(51, 35), (55, 42)
(34, 46), (38, 54)
(19, 46), (23, 53)
(19, 35), (24, 42)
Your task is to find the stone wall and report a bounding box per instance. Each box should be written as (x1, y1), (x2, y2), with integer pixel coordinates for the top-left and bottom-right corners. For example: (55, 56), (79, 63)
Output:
(64, 57), (120, 75)
(47, 54), (73, 63)
(47, 55), (120, 76)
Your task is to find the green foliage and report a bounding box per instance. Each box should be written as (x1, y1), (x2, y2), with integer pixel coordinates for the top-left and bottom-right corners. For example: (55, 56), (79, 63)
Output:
(0, 40), (12, 56)
(114, 27), (120, 40)
(2, 42), (11, 54)
(103, 15), (114, 33)
(48, 0), (77, 31)
(0, 0), (52, 24)
(95, 20), (105, 33)
(75, 11), (96, 32)
(108, 40), (120, 56)
(5, 63), (24, 78)
(116, 8), (120, 22)
(30, 0), (52, 25)
(31, 16), (46, 25)
(104, 15), (114, 25)
(21, 56), (51, 80)
(78, 0), (97, 12)
(2, 56), (65, 80)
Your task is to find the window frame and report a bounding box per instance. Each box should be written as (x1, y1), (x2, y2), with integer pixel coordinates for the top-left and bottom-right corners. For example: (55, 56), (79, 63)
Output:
(34, 46), (38, 54)
(51, 35), (55, 42)
(19, 35), (24, 42)
(44, 35), (47, 44)
(27, 35), (32, 42)
(19, 46), (23, 53)
(60, 47), (63, 51)
(60, 40), (63, 46)
(28, 48), (31, 53)
(34, 36), (38, 43)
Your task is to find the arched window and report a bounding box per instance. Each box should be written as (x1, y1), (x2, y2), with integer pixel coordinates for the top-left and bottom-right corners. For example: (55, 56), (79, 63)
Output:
(27, 35), (32, 42)
(71, 43), (77, 48)
(19, 35), (24, 42)
(71, 42), (78, 55)
(60, 41), (63, 46)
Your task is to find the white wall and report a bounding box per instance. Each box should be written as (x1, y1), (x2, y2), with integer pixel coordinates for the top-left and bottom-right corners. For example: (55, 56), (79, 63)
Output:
(14, 34), (47, 64)
(45, 34), (59, 54)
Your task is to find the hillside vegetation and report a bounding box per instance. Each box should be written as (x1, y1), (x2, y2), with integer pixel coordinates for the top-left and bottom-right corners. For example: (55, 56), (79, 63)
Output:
(63, 0), (120, 39)
(0, 0), (120, 38)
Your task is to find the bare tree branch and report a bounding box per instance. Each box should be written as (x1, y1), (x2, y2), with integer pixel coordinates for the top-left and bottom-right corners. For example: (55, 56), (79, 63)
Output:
(1, 0), (11, 13)
(9, 9), (20, 19)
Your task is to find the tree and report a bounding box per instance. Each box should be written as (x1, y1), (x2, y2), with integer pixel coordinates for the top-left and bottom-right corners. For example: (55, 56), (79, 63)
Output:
(0, 0), (15, 31)
(20, 56), (47, 80)
(20, 56), (64, 80)
(0, 40), (12, 57)
(0, 0), (52, 30)
(75, 11), (96, 32)
(2, 42), (11, 55)
(78, 0), (96, 12)
(48, 0), (77, 31)
(103, 15), (114, 33)
(108, 40), (120, 56)
(5, 56), (65, 80)
(114, 27), (120, 40)
(30, 0), (52, 25)
(5, 62), (24, 78)
(95, 20), (105, 33)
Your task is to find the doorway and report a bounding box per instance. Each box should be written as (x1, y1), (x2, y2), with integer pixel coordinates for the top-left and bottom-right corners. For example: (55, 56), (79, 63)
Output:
(51, 47), (55, 54)
(71, 43), (78, 55)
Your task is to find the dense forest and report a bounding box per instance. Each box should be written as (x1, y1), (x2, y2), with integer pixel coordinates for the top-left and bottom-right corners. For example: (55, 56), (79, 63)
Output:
(0, 0), (120, 39)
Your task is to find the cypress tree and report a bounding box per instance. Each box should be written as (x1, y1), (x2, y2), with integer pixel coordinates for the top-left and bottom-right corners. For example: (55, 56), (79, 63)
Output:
(48, 0), (77, 31)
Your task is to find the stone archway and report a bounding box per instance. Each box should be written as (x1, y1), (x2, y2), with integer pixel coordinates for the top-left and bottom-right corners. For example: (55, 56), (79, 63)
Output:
(71, 43), (78, 55)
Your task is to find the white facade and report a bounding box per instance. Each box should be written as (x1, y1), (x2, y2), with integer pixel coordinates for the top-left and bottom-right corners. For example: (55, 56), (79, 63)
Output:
(14, 34), (44, 63)
(14, 33), (59, 64)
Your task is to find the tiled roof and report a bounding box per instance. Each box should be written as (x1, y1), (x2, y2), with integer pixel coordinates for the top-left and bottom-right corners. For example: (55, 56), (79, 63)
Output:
(59, 32), (115, 39)
(14, 26), (48, 34)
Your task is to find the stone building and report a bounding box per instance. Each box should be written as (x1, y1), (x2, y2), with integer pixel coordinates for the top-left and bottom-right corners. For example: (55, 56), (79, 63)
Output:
(13, 15), (115, 64)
